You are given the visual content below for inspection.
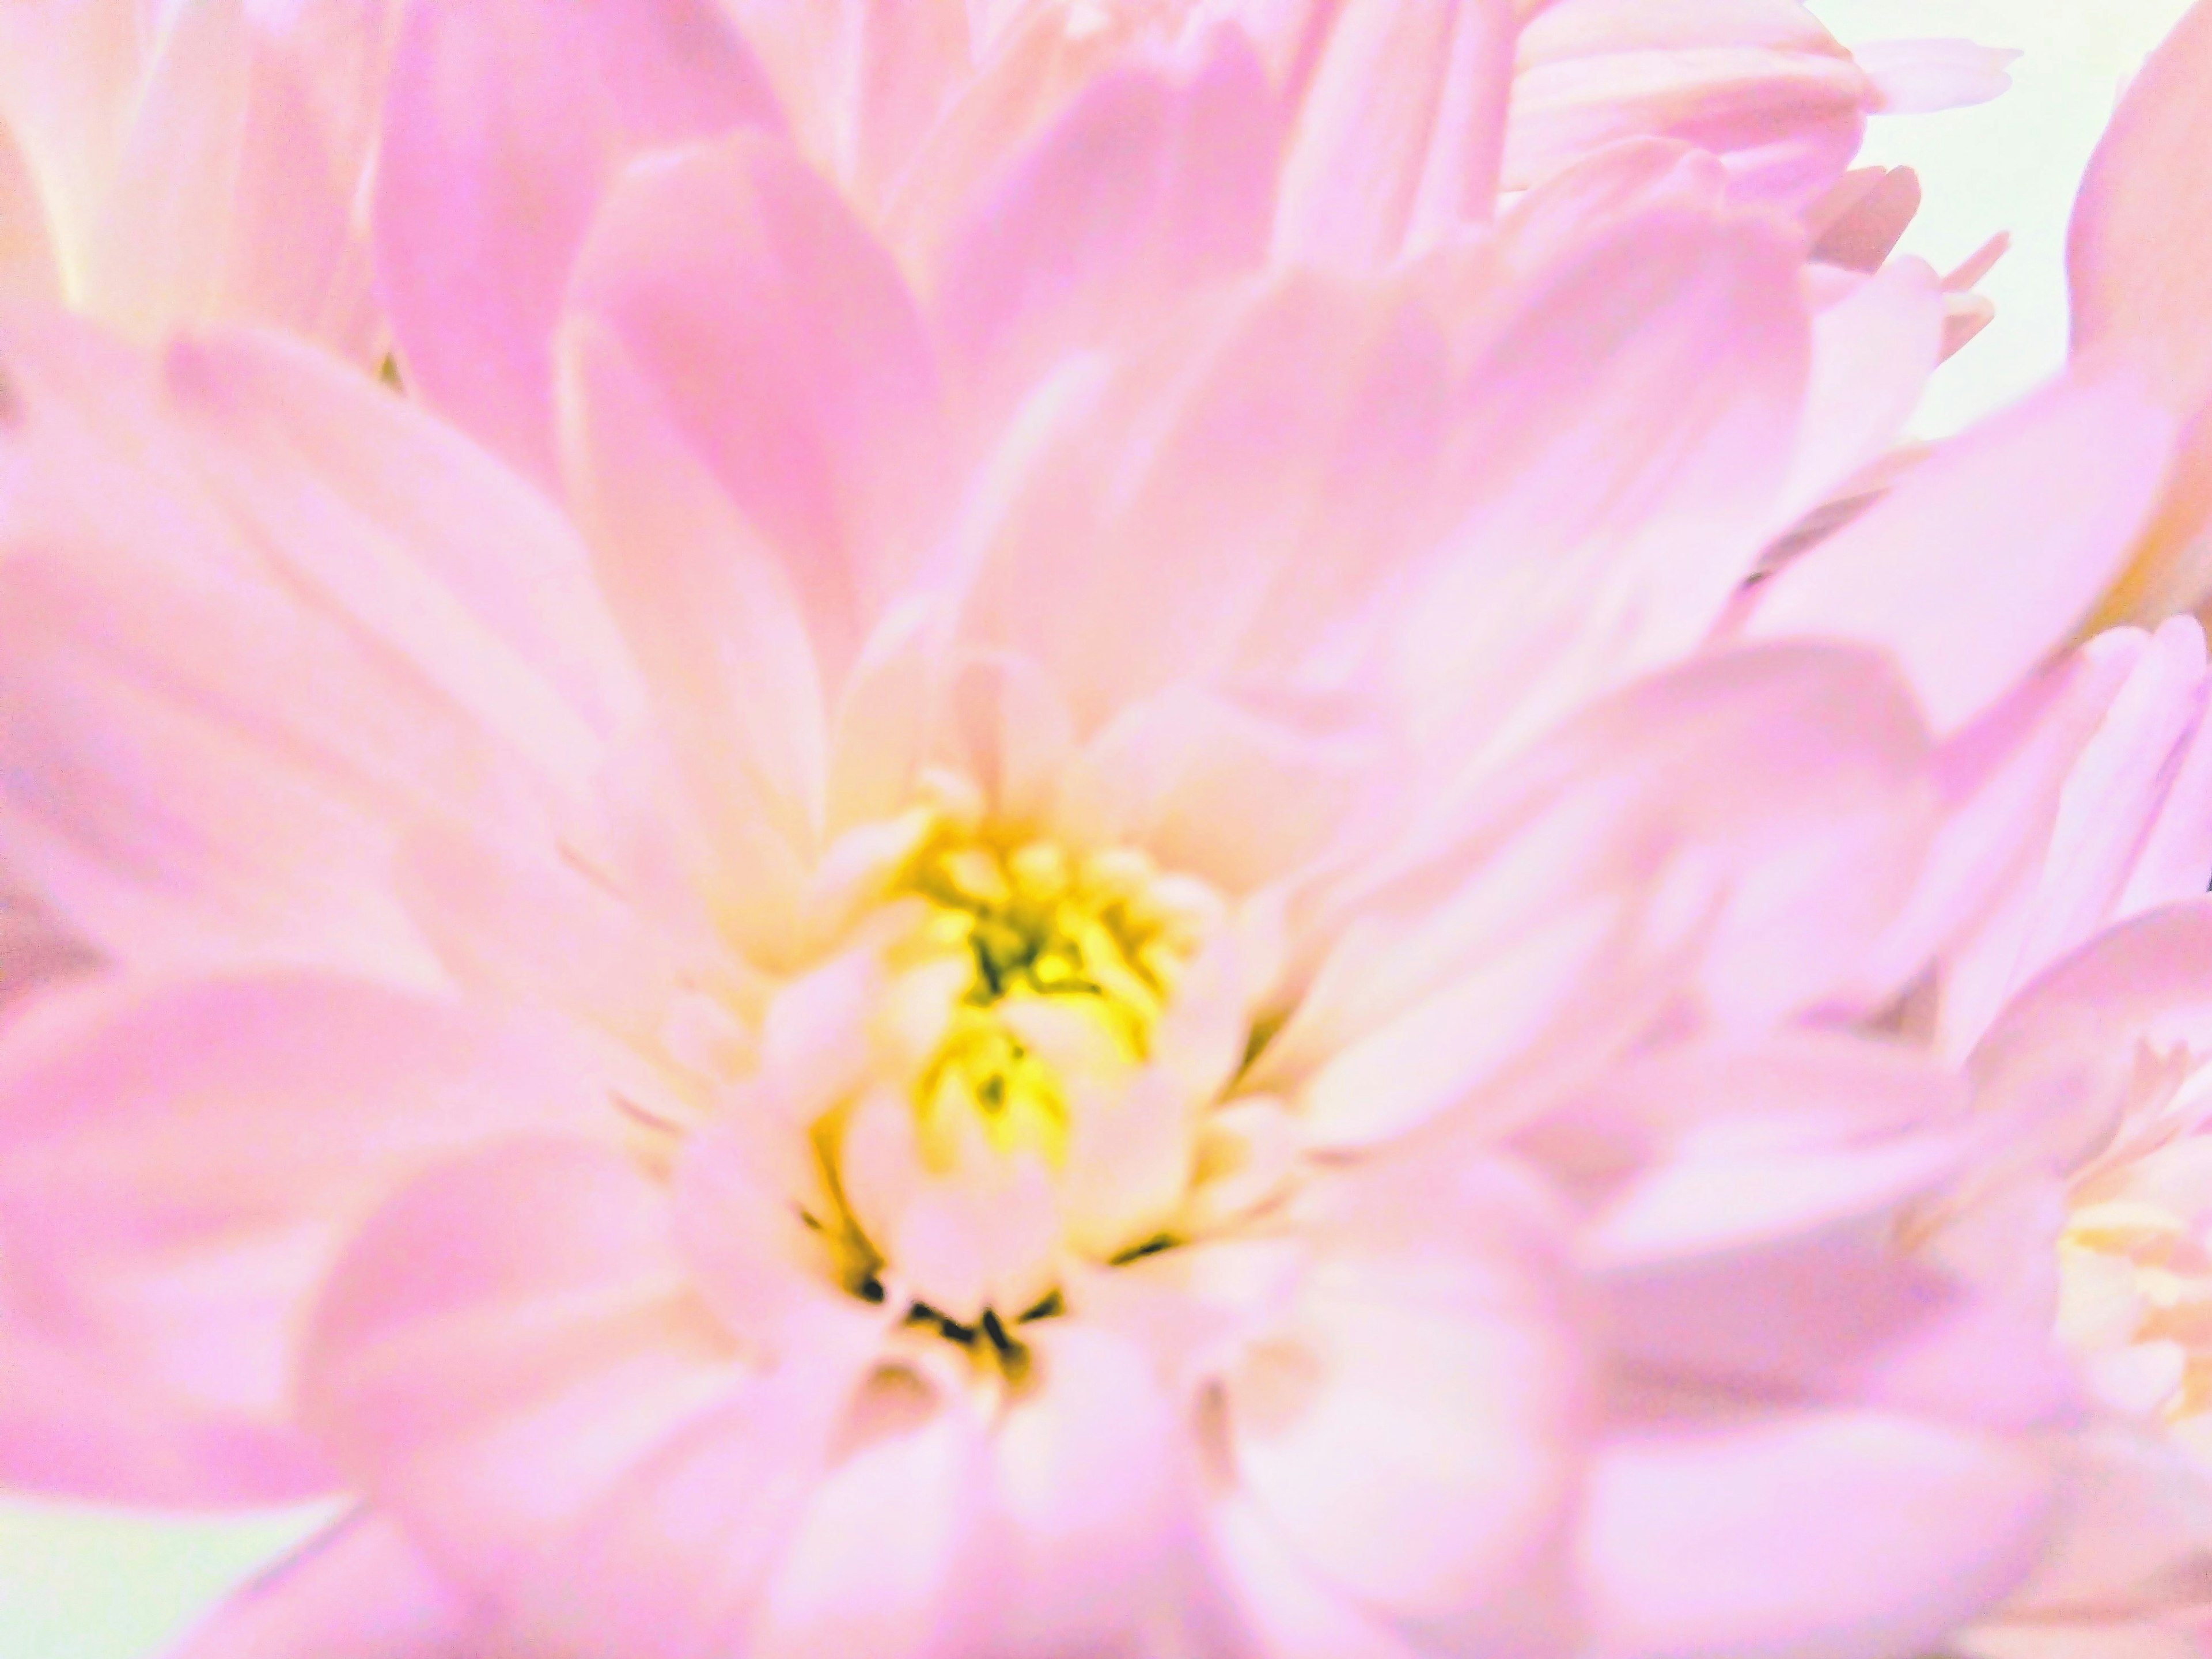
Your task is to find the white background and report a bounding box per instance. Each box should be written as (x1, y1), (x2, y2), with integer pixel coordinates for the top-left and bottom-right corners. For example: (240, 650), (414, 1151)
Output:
(0, 1), (2200, 1653)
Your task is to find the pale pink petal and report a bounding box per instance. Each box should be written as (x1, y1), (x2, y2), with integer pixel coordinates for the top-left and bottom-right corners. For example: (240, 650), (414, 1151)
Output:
(162, 327), (646, 781)
(0, 2), (144, 281)
(1566, 1034), (1979, 1268)
(1273, 645), (1934, 1125)
(557, 312), (828, 859)
(1226, 1157), (1581, 1627)
(168, 1510), (480, 1659)
(1580, 1409), (2059, 1659)
(1273, 0), (1516, 270)
(1968, 902), (2212, 1181)
(1052, 684), (1391, 895)
(1399, 196), (1810, 752)
(0, 972), (603, 1503)
(81, 1), (352, 349)
(1206, 1490), (1435, 1659)
(0, 104), (59, 303)
(986, 1321), (1192, 1654)
(1854, 38), (2016, 114)
(376, 0), (776, 482)
(972, 274), (1446, 726)
(931, 31), (1274, 415)
(1804, 165), (1921, 273)
(2008, 618), (2212, 984)
(1603, 1230), (2079, 1435)
(300, 1139), (773, 1594)
(372, 0), (611, 483)
(567, 132), (950, 670)
(1746, 372), (2175, 734)
(1506, 0), (1870, 209)
(2068, 1), (2212, 617)
(1773, 256), (1944, 528)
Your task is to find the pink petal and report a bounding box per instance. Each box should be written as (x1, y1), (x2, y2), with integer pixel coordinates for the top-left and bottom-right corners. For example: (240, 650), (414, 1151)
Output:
(372, 0), (613, 483)
(971, 274), (1447, 727)
(1226, 1156), (1582, 1624)
(162, 326), (646, 779)
(1580, 1408), (2058, 1659)
(986, 1321), (1191, 1654)
(82, 0), (373, 356)
(1969, 902), (2212, 1181)
(0, 972), (603, 1503)
(1506, 0), (1870, 208)
(300, 1139), (770, 1597)
(1854, 38), (2016, 115)
(1399, 193), (1810, 751)
(1603, 1229), (2078, 1435)
(168, 1510), (480, 1659)
(0, 116), (58, 302)
(1274, 0), (1516, 270)
(1746, 372), (2175, 735)
(558, 312), (828, 859)
(375, 0), (779, 481)
(930, 31), (1275, 416)
(2068, 1), (2212, 618)
(1569, 1034), (1979, 1268)
(567, 132), (950, 672)
(1774, 256), (1945, 528)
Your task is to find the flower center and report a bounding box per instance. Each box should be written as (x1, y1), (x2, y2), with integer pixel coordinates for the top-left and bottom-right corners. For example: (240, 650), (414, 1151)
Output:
(897, 834), (1190, 1169)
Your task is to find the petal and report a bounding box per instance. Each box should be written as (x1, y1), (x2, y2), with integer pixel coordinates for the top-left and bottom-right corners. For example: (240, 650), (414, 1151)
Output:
(930, 30), (1275, 412)
(1226, 1156), (1582, 1624)
(301, 1138), (783, 1597)
(1580, 1409), (2058, 1659)
(1603, 1229), (2078, 1437)
(1398, 194), (1810, 753)
(373, 0), (779, 483)
(1745, 372), (2175, 736)
(0, 972), (604, 1503)
(1274, 0), (1516, 270)
(972, 274), (1448, 726)
(1773, 256), (1944, 528)
(556, 312), (828, 859)
(1505, 0), (1870, 207)
(567, 132), (949, 672)
(1569, 1034), (1980, 1270)
(168, 1510), (480, 1659)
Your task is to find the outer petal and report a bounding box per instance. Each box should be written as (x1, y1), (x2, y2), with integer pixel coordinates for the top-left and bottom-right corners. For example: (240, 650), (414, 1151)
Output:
(1745, 373), (2175, 735)
(373, 0), (779, 483)
(1273, 0), (1516, 270)
(0, 972), (605, 1503)
(1506, 0), (1870, 208)
(566, 132), (950, 673)
(2068, 0), (2212, 618)
(1222, 1157), (1582, 1641)
(168, 1510), (481, 1659)
(1579, 1408), (2059, 1659)
(301, 1138), (900, 1654)
(930, 31), (1276, 415)
(1399, 193), (1810, 755)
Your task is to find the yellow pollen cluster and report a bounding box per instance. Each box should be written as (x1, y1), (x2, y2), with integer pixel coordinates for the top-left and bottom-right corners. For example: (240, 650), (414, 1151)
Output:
(899, 835), (1189, 1166)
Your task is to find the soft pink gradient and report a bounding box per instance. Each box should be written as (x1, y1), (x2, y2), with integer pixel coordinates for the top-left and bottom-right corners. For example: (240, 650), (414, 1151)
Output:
(0, 4), (2166, 1657)
(2069, 0), (2212, 625)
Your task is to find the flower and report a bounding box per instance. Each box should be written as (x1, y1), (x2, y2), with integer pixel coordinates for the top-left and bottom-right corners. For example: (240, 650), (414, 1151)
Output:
(0, 0), (393, 355)
(0, 25), (2152, 1649)
(1881, 618), (2212, 1656)
(374, 0), (2009, 487)
(2069, 0), (2212, 626)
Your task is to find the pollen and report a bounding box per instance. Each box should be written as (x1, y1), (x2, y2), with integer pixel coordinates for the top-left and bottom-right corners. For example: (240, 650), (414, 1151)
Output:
(896, 830), (1195, 1167)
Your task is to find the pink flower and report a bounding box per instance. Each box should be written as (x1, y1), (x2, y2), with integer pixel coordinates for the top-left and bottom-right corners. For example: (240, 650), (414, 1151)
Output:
(0, 34), (2146, 1651)
(373, 0), (2008, 488)
(0, 0), (394, 356)
(2069, 0), (2212, 625)
(1883, 619), (2212, 1654)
